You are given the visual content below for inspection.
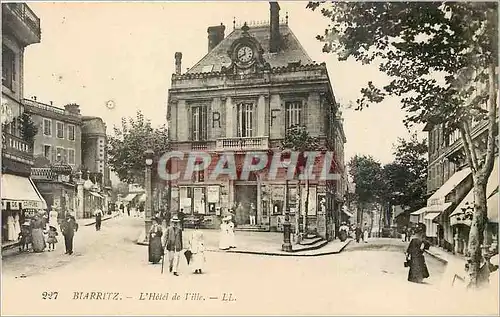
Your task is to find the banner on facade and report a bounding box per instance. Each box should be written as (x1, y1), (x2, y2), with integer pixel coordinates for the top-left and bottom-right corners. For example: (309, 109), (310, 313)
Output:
(207, 186), (220, 203)
(180, 198), (191, 208)
(193, 187), (205, 214)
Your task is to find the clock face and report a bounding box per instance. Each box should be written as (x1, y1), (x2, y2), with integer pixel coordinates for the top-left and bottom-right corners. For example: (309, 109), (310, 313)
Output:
(237, 46), (254, 63)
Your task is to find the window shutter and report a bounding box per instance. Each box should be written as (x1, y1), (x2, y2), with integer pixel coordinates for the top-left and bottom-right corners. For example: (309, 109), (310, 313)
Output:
(51, 147), (56, 162)
(188, 107), (193, 141)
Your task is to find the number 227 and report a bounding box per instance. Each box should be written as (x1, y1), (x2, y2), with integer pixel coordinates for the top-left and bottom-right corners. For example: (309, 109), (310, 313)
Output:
(41, 292), (58, 300)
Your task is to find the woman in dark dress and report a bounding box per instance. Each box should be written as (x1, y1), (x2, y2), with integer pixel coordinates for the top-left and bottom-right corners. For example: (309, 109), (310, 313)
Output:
(405, 223), (430, 283)
(148, 217), (164, 264)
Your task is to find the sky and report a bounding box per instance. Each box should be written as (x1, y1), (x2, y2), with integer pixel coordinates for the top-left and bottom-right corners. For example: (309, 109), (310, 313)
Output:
(23, 1), (425, 172)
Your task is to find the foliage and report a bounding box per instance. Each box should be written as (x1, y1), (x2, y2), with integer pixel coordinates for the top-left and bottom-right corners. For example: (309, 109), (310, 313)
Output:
(382, 135), (428, 211)
(347, 154), (383, 205)
(18, 113), (38, 145)
(308, 1), (498, 287)
(108, 111), (170, 184)
(280, 125), (321, 152)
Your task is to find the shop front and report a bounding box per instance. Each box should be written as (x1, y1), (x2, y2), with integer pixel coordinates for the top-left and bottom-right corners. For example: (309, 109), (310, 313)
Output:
(1, 174), (47, 246)
(449, 159), (499, 255)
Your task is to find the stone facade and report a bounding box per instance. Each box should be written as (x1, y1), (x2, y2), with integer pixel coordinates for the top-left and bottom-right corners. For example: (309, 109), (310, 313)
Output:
(167, 4), (346, 238)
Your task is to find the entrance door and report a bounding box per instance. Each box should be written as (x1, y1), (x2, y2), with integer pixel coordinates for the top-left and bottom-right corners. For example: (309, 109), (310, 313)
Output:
(234, 185), (257, 225)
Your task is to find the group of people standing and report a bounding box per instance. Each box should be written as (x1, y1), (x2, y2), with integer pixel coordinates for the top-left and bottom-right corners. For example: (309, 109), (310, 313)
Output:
(147, 212), (238, 276)
(147, 214), (206, 276)
(17, 206), (79, 255)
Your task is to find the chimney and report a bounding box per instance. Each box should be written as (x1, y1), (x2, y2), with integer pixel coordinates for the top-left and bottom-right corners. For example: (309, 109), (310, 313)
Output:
(269, 2), (281, 53)
(207, 23), (225, 52)
(64, 103), (81, 115)
(175, 52), (182, 75)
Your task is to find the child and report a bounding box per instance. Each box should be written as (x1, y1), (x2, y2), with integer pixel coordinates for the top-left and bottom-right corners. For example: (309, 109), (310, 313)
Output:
(18, 221), (32, 252)
(47, 226), (58, 251)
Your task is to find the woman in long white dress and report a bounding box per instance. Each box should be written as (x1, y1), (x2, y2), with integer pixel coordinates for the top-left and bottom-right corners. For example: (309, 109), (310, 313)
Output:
(228, 218), (236, 248)
(13, 211), (21, 238)
(189, 223), (205, 274)
(48, 207), (59, 230)
(219, 217), (231, 250)
(7, 213), (16, 241)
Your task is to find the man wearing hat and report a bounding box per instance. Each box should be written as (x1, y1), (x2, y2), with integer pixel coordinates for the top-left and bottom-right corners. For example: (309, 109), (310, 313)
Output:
(60, 214), (79, 255)
(164, 215), (183, 276)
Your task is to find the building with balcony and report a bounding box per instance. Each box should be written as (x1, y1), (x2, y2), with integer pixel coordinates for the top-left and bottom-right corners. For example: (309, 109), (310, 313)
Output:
(419, 67), (499, 256)
(167, 2), (346, 239)
(1, 3), (46, 246)
(23, 98), (83, 219)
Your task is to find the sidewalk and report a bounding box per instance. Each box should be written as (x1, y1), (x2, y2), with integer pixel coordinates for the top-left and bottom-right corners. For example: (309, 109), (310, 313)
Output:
(137, 227), (351, 256)
(425, 246), (468, 287)
(81, 212), (120, 226)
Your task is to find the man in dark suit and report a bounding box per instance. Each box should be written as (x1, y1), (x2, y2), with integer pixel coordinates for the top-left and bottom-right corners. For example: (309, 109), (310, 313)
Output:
(164, 215), (183, 276)
(60, 214), (79, 255)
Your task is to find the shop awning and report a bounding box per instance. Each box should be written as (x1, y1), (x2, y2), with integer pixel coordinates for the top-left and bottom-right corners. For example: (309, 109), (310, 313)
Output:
(427, 202), (452, 213)
(123, 193), (138, 201)
(449, 159), (498, 223)
(89, 191), (104, 199)
(427, 167), (471, 206)
(424, 212), (441, 221)
(138, 193), (147, 202)
(488, 189), (498, 223)
(411, 207), (427, 215)
(1, 174), (47, 209)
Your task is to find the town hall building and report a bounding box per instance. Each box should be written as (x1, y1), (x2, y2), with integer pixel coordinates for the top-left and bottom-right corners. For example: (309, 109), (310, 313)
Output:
(166, 2), (347, 239)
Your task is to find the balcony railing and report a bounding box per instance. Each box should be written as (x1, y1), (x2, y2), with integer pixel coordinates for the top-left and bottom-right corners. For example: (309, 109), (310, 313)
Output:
(5, 3), (41, 38)
(216, 136), (269, 151)
(2, 132), (33, 162)
(23, 99), (80, 118)
(31, 167), (57, 181)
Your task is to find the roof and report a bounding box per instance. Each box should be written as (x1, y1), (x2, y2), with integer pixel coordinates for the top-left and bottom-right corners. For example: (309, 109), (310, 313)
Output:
(187, 24), (313, 74)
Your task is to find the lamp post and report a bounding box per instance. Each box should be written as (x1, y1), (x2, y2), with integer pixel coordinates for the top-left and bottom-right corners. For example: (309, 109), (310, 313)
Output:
(144, 149), (154, 243)
(281, 153), (292, 252)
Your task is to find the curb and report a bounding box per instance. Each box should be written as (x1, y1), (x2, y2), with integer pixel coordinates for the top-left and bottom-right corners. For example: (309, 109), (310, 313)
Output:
(207, 239), (352, 257)
(135, 237), (352, 257)
(83, 213), (119, 226)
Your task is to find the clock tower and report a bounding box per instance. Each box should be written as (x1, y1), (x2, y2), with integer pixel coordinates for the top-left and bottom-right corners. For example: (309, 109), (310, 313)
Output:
(223, 22), (270, 75)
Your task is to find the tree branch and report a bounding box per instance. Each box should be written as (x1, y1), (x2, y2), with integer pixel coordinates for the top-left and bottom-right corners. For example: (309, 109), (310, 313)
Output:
(459, 122), (479, 173)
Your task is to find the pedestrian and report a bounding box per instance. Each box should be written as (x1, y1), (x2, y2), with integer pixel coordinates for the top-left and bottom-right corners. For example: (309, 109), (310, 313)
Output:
(405, 223), (430, 283)
(60, 214), (79, 255)
(31, 212), (46, 252)
(46, 226), (59, 251)
(120, 203), (125, 215)
(178, 209), (185, 230)
(18, 221), (32, 252)
(355, 224), (362, 243)
(249, 203), (256, 225)
(189, 222), (205, 274)
(219, 216), (231, 250)
(363, 222), (369, 243)
(148, 217), (164, 264)
(339, 222), (349, 242)
(48, 206), (59, 230)
(94, 205), (103, 231)
(228, 216), (236, 248)
(126, 204), (130, 217)
(164, 215), (183, 276)
(402, 226), (407, 242)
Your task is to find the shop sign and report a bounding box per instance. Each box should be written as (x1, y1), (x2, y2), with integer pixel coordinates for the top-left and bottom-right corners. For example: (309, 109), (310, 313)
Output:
(1, 200), (6, 210)
(10, 201), (20, 210)
(207, 186), (220, 203)
(272, 185), (285, 201)
(171, 187), (179, 199)
(21, 200), (40, 209)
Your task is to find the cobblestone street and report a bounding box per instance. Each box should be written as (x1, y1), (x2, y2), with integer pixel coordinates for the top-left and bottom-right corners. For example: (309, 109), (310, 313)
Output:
(2, 216), (498, 315)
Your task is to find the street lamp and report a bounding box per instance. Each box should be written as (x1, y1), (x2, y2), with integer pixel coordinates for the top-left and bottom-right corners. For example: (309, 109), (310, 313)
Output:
(281, 151), (292, 252)
(144, 149), (154, 243)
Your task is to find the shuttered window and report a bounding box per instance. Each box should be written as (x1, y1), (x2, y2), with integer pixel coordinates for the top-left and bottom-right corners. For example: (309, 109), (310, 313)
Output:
(285, 101), (303, 132)
(237, 102), (254, 137)
(191, 106), (207, 141)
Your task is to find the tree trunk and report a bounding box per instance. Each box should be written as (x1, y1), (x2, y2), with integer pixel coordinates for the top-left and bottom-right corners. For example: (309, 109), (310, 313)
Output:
(467, 176), (489, 288)
(295, 181), (300, 241)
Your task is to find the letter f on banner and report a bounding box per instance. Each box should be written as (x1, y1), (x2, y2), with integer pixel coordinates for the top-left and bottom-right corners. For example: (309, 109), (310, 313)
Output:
(184, 152), (211, 181)
(240, 152), (268, 180)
